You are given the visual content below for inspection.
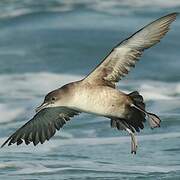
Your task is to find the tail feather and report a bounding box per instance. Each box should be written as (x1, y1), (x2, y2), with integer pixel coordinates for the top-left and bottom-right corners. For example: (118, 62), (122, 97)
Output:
(129, 91), (161, 129)
(128, 91), (161, 130)
(110, 90), (161, 154)
(128, 91), (146, 132)
(128, 108), (145, 132)
(147, 112), (161, 128)
(132, 104), (161, 129)
(111, 91), (161, 133)
(129, 91), (145, 110)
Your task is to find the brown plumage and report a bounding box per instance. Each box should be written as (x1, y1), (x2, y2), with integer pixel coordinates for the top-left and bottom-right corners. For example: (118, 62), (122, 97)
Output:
(1, 13), (178, 154)
(85, 13), (178, 87)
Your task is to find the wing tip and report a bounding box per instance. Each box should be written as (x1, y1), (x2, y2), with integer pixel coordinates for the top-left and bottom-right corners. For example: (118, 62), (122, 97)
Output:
(1, 143), (5, 148)
(169, 12), (179, 16)
(1, 137), (41, 148)
(1, 137), (11, 148)
(164, 12), (179, 22)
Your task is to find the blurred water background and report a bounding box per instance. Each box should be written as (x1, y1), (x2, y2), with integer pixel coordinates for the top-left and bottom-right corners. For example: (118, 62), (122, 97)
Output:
(0, 0), (180, 179)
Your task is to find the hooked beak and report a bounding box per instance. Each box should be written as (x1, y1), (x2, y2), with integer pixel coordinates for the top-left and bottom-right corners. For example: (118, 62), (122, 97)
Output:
(35, 102), (50, 113)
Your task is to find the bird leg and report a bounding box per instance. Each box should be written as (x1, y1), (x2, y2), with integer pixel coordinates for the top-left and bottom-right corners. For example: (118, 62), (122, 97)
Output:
(116, 120), (138, 154)
(125, 127), (138, 154)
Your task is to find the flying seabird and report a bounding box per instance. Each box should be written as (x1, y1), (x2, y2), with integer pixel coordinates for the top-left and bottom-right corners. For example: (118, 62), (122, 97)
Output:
(1, 13), (178, 154)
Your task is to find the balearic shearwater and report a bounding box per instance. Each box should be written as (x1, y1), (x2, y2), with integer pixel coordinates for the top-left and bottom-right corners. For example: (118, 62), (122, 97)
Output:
(1, 13), (178, 154)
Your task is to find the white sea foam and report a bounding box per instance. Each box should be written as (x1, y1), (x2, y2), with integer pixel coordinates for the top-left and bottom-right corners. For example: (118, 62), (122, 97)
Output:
(0, 73), (81, 100)
(0, 0), (179, 19)
(1, 160), (179, 176)
(0, 104), (24, 123)
(50, 132), (180, 146)
(11, 162), (180, 175)
(0, 2), (73, 19)
(1, 72), (180, 101)
(120, 80), (180, 114)
(0, 73), (82, 123)
(120, 80), (180, 100)
(0, 72), (180, 123)
(3, 136), (180, 175)
(1, 132), (180, 152)
(1, 132), (180, 175)
(88, 0), (180, 14)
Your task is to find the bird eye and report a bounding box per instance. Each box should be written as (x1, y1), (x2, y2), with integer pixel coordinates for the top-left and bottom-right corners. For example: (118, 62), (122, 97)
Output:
(51, 97), (56, 101)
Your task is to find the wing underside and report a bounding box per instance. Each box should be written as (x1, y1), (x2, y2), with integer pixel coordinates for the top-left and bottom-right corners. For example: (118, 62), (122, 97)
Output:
(84, 13), (178, 87)
(1, 107), (80, 147)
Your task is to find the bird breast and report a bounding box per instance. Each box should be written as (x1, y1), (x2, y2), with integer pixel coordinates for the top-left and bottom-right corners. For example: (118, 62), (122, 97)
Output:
(69, 85), (127, 117)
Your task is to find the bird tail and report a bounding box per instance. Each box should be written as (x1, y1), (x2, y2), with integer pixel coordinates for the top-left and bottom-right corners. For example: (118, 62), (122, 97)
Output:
(110, 91), (161, 154)
(129, 91), (161, 129)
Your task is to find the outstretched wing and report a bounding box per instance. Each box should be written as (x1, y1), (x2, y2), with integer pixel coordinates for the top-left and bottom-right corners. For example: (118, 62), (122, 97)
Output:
(1, 107), (80, 147)
(84, 13), (178, 88)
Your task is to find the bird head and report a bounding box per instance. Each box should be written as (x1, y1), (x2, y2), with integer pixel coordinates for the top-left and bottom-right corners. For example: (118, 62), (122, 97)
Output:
(35, 89), (62, 113)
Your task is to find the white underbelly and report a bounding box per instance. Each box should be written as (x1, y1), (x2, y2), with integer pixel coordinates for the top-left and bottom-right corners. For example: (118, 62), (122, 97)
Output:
(69, 88), (126, 118)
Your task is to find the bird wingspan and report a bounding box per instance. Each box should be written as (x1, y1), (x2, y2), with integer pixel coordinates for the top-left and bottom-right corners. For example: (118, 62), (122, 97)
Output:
(1, 107), (80, 147)
(84, 13), (178, 88)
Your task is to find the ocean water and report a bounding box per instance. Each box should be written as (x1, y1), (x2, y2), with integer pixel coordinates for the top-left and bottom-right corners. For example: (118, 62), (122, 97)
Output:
(0, 0), (180, 179)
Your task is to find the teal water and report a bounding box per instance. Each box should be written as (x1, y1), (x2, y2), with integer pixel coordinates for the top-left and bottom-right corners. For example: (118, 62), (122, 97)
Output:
(0, 1), (180, 179)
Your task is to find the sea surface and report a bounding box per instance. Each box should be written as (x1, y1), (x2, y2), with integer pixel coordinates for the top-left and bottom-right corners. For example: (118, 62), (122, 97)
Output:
(0, 1), (180, 179)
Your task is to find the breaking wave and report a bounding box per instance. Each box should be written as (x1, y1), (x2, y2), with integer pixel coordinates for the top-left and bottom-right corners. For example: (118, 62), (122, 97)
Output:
(0, 0), (179, 19)
(0, 72), (180, 123)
